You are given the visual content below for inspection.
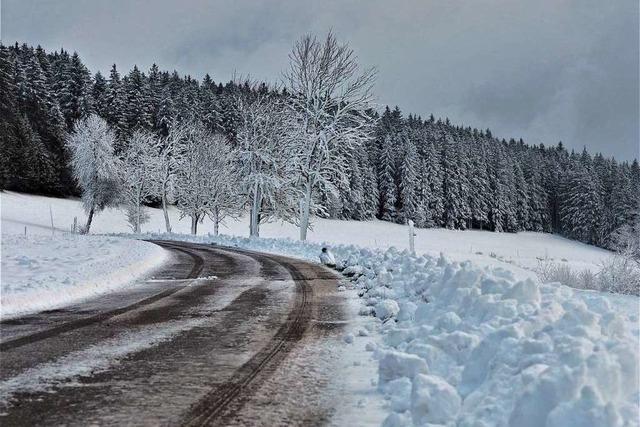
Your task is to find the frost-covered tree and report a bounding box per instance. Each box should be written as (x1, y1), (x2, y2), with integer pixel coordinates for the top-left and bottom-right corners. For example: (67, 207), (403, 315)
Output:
(174, 121), (241, 235)
(202, 134), (242, 236)
(285, 31), (376, 240)
(152, 121), (183, 233)
(118, 130), (157, 233)
(235, 90), (297, 237)
(173, 121), (210, 234)
(66, 114), (119, 233)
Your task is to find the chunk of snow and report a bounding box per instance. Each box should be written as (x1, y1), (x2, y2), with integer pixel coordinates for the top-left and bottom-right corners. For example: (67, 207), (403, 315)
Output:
(375, 299), (400, 321)
(396, 301), (417, 322)
(503, 278), (541, 306)
(383, 377), (412, 412)
(343, 333), (355, 344)
(378, 350), (428, 384)
(546, 386), (622, 427)
(411, 374), (461, 425)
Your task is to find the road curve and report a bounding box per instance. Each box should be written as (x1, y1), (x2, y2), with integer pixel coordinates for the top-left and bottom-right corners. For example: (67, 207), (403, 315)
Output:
(0, 240), (345, 426)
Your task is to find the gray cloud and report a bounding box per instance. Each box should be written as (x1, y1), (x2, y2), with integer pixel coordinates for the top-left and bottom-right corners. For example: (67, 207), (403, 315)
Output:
(2, 0), (637, 160)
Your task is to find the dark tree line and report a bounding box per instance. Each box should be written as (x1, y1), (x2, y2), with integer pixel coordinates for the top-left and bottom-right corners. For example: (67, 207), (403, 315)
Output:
(369, 107), (639, 249)
(1, 42), (637, 250)
(0, 42), (253, 195)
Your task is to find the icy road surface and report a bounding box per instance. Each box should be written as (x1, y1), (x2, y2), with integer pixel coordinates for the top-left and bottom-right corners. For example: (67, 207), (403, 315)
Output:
(0, 241), (358, 426)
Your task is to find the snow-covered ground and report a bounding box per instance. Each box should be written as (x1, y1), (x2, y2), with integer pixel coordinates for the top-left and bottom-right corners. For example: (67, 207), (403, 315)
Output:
(130, 232), (640, 427)
(1, 233), (167, 319)
(1, 191), (615, 276)
(2, 191), (638, 425)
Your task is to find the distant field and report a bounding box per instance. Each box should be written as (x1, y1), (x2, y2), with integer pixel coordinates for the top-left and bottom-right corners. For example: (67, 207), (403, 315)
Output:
(1, 191), (614, 277)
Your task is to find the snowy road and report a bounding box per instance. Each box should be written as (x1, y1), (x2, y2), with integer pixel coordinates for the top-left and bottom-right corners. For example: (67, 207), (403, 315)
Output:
(0, 240), (345, 426)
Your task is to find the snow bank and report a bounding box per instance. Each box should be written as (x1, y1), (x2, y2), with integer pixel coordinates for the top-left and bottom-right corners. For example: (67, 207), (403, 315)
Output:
(1, 233), (167, 319)
(133, 232), (639, 426)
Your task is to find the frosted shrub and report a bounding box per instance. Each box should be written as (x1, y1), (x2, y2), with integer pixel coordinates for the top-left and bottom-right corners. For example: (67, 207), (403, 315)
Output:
(577, 269), (598, 291)
(537, 258), (640, 296)
(536, 261), (581, 289)
(598, 256), (640, 296)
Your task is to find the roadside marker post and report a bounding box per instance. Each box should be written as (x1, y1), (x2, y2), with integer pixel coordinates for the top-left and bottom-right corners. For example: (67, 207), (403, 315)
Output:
(408, 220), (416, 255)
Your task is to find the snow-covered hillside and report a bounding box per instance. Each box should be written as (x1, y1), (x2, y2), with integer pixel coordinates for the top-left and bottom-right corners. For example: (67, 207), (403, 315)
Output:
(0, 191), (615, 277)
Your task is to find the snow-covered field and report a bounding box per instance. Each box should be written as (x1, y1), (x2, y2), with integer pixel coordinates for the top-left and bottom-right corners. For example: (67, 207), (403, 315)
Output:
(1, 191), (615, 276)
(1, 233), (167, 319)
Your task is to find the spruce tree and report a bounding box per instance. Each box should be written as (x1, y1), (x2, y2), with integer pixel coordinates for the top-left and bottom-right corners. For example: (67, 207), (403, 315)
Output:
(400, 138), (419, 223)
(378, 134), (397, 221)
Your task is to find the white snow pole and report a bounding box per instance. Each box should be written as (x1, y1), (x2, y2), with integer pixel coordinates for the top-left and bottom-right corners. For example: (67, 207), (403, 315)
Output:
(408, 219), (415, 255)
(49, 205), (54, 236)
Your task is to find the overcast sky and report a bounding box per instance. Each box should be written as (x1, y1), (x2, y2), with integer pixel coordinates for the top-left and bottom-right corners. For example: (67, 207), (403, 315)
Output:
(2, 0), (638, 160)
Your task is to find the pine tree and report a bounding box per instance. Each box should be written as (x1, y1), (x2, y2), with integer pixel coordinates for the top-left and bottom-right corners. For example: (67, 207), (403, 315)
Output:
(488, 146), (517, 232)
(54, 52), (93, 129)
(513, 162), (530, 230)
(400, 137), (419, 223)
(468, 142), (490, 230)
(104, 64), (124, 129)
(92, 71), (108, 117)
(361, 153), (379, 219)
(524, 161), (549, 232)
(0, 44), (17, 189)
(147, 64), (162, 130)
(441, 135), (470, 229)
(378, 134), (397, 221)
(120, 65), (152, 141)
(560, 164), (603, 244)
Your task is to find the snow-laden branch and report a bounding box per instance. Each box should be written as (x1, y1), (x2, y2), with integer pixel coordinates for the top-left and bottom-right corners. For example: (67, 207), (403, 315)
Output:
(233, 87), (300, 236)
(284, 31), (378, 240)
(65, 114), (119, 233)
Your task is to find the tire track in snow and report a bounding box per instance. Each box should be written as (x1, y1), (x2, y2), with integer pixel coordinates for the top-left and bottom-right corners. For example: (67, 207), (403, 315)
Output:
(180, 251), (313, 426)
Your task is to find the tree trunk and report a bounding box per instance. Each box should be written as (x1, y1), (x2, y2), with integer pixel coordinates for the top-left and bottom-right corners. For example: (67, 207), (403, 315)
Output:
(191, 215), (198, 235)
(135, 199), (141, 233)
(250, 183), (261, 237)
(299, 181), (312, 241)
(213, 208), (219, 236)
(162, 187), (171, 233)
(84, 205), (95, 234)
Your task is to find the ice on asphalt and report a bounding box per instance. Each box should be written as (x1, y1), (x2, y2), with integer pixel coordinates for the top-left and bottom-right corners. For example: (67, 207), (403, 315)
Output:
(0, 318), (207, 406)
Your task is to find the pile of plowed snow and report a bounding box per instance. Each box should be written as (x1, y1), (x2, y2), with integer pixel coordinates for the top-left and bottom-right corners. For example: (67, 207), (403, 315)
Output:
(351, 251), (639, 427)
(1, 233), (167, 319)
(136, 233), (639, 426)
